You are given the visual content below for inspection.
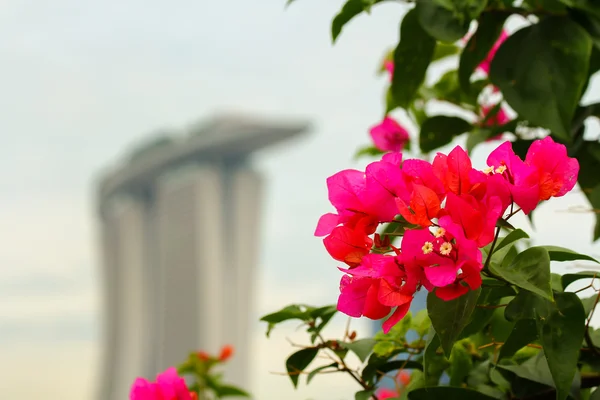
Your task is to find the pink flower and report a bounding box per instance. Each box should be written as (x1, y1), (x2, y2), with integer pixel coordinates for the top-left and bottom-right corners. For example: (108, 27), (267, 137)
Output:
(324, 224), (374, 267)
(432, 146), (473, 196)
(337, 254), (415, 333)
(477, 30), (509, 74)
(525, 136), (579, 201)
(443, 192), (503, 247)
(369, 116), (410, 153)
(130, 367), (196, 400)
(384, 60), (394, 81)
(479, 104), (512, 142)
(486, 141), (540, 214)
(377, 388), (400, 399)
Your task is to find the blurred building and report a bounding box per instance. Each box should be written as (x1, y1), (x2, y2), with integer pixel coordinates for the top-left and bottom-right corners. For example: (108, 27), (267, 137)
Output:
(95, 114), (309, 400)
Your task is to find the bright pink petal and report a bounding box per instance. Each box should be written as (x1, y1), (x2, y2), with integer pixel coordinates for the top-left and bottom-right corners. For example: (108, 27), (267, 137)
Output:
(382, 301), (411, 333)
(337, 276), (372, 317)
(314, 213), (340, 237)
(435, 283), (469, 301)
(424, 260), (460, 287)
(363, 280), (392, 320)
(326, 169), (366, 214)
(130, 378), (157, 400)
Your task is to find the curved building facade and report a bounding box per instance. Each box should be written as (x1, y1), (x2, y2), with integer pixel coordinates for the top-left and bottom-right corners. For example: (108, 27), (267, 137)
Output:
(95, 115), (309, 400)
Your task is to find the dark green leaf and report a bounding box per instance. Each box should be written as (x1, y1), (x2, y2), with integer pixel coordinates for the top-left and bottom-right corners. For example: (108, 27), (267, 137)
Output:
(408, 387), (497, 400)
(419, 115), (472, 153)
(261, 305), (311, 337)
(560, 0), (600, 19)
(355, 389), (375, 400)
(504, 290), (553, 322)
(489, 247), (553, 301)
(331, 0), (386, 43)
(498, 319), (538, 360)
(541, 245), (599, 263)
(415, 0), (486, 43)
(561, 270), (599, 289)
(489, 16), (592, 141)
(539, 292), (586, 400)
(423, 328), (441, 383)
(496, 351), (556, 388)
(427, 288), (481, 357)
(581, 295), (598, 316)
(390, 8), (436, 108)
(459, 12), (507, 92)
(306, 362), (338, 384)
(460, 286), (515, 338)
(285, 348), (319, 387)
(340, 339), (377, 363)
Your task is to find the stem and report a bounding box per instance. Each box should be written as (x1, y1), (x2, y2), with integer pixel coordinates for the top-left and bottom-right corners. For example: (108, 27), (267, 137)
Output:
(483, 226), (502, 272)
(316, 333), (379, 400)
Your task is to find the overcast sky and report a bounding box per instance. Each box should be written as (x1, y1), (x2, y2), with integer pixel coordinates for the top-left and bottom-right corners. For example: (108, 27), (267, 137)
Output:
(1, 1), (599, 399)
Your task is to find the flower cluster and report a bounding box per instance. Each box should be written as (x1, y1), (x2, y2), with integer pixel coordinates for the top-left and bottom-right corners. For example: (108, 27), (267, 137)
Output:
(315, 137), (578, 333)
(130, 367), (197, 400)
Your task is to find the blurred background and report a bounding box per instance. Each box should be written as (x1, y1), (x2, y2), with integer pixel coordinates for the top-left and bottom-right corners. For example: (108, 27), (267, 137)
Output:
(1, 1), (600, 399)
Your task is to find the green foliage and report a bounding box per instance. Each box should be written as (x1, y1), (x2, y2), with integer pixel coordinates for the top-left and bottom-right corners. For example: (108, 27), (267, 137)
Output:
(488, 247), (553, 301)
(286, 347), (319, 387)
(331, 0), (386, 42)
(419, 115), (472, 153)
(427, 288), (481, 357)
(408, 387), (497, 400)
(489, 16), (592, 141)
(390, 9), (436, 109)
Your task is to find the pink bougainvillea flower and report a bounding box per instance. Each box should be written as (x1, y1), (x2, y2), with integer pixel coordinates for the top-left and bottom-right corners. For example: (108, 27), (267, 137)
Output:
(477, 30), (509, 74)
(337, 254), (415, 333)
(401, 158), (446, 202)
(395, 183), (441, 227)
(444, 192), (503, 247)
(480, 104), (510, 127)
(376, 388), (401, 400)
(525, 136), (579, 201)
(323, 225), (373, 267)
(384, 60), (394, 81)
(486, 141), (540, 214)
(369, 116), (410, 153)
(130, 367), (196, 400)
(401, 217), (482, 294)
(435, 258), (483, 301)
(432, 146), (473, 195)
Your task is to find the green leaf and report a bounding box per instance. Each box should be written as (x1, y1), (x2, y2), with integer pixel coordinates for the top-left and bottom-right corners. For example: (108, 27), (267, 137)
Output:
(423, 328), (441, 383)
(355, 389), (375, 400)
(419, 115), (472, 153)
(331, 0), (386, 43)
(449, 341), (472, 386)
(427, 288), (481, 357)
(498, 319), (538, 360)
(489, 16), (592, 141)
(354, 145), (385, 160)
(408, 387), (497, 400)
(261, 305), (311, 337)
(540, 245), (599, 263)
(460, 286), (515, 338)
(285, 348), (319, 387)
(560, 0), (600, 18)
(496, 351), (557, 389)
(494, 229), (530, 253)
(306, 362), (338, 384)
(459, 12), (507, 92)
(432, 43), (460, 62)
(390, 8), (436, 109)
(415, 0), (487, 43)
(539, 292), (586, 400)
(215, 385), (251, 398)
(561, 270), (599, 290)
(504, 290), (553, 322)
(340, 339), (376, 363)
(489, 247), (553, 301)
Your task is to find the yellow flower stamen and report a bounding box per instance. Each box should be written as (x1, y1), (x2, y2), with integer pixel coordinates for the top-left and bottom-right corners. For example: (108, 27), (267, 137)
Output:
(495, 165), (507, 174)
(434, 227), (446, 238)
(439, 242), (453, 256)
(422, 242), (434, 255)
(483, 166), (494, 175)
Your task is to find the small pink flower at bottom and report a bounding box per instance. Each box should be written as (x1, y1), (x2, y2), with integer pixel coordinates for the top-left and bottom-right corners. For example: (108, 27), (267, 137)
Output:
(369, 116), (409, 153)
(377, 387), (400, 399)
(130, 367), (196, 400)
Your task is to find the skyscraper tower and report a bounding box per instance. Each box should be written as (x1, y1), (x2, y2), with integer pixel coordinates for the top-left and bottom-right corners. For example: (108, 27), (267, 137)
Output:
(95, 114), (309, 400)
